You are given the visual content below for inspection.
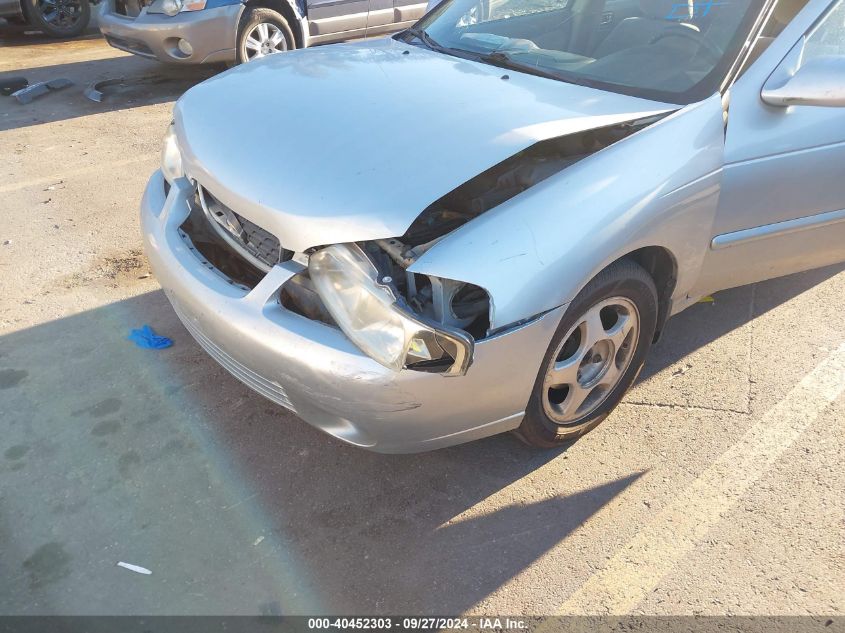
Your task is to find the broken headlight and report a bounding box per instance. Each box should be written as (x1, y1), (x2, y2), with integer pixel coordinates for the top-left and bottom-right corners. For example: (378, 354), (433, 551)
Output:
(161, 123), (183, 185)
(309, 244), (473, 375)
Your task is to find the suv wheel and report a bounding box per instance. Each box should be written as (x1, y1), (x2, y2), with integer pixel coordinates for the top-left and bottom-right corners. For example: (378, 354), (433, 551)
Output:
(236, 7), (295, 64)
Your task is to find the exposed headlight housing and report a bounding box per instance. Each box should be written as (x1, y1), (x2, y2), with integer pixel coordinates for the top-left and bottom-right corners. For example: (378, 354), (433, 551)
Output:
(309, 244), (474, 375)
(161, 122), (183, 185)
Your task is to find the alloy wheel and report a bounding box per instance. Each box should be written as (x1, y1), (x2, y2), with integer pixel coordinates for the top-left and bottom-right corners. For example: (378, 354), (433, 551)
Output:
(243, 22), (288, 60)
(36, 0), (84, 31)
(542, 297), (640, 424)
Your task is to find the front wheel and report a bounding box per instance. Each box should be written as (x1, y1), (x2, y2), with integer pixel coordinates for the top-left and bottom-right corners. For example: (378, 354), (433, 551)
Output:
(236, 7), (295, 64)
(516, 259), (658, 448)
(23, 0), (90, 38)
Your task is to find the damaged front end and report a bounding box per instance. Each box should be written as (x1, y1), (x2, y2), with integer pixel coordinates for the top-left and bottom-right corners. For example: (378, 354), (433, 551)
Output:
(309, 244), (478, 376)
(401, 115), (666, 246)
(175, 175), (485, 377)
(281, 241), (488, 377)
(179, 114), (666, 378)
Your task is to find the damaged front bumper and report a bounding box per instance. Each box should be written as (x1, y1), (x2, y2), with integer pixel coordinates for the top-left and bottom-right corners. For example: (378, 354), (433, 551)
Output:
(141, 171), (563, 452)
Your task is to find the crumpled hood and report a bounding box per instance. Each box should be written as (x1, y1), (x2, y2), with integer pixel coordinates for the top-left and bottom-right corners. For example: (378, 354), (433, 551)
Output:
(175, 37), (672, 253)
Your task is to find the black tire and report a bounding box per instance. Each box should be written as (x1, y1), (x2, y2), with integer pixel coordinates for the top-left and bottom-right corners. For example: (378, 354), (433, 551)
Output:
(516, 259), (658, 448)
(22, 0), (90, 38)
(236, 7), (295, 65)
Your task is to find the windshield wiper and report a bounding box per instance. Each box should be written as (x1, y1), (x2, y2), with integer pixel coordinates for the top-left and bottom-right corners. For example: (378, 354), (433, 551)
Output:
(402, 33), (582, 86)
(476, 50), (565, 82)
(405, 26), (445, 52)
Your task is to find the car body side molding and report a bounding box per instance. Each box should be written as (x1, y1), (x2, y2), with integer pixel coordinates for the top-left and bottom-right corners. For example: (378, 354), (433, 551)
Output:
(711, 207), (845, 250)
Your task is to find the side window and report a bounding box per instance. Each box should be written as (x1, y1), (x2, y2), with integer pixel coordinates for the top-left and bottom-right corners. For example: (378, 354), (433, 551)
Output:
(451, 0), (568, 27)
(803, 0), (845, 60)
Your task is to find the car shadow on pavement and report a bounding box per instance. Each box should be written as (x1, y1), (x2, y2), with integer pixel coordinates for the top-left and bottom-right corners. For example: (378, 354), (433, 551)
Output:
(0, 51), (219, 132)
(0, 262), (841, 614)
(0, 287), (644, 614)
(0, 28), (102, 46)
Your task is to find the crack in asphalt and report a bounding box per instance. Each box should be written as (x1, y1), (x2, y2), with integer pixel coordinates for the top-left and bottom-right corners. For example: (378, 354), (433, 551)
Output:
(620, 401), (751, 416)
(744, 283), (757, 416)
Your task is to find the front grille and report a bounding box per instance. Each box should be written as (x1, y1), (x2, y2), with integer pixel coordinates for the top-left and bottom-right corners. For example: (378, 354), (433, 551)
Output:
(172, 300), (297, 413)
(114, 0), (152, 17)
(177, 182), (295, 289)
(197, 185), (293, 271)
(104, 35), (155, 57)
(239, 216), (286, 269)
(179, 199), (266, 289)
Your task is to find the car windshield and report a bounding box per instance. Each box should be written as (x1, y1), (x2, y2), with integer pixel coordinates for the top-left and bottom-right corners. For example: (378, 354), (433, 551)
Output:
(411, 0), (766, 103)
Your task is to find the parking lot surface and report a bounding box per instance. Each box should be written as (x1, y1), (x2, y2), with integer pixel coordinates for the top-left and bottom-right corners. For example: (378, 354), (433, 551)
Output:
(1, 34), (843, 616)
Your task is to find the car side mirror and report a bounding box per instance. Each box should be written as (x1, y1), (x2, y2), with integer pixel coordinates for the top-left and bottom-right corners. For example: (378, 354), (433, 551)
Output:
(761, 56), (845, 108)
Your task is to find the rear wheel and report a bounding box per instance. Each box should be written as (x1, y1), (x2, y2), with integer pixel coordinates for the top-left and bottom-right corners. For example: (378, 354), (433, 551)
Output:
(236, 7), (295, 64)
(23, 0), (90, 38)
(516, 259), (658, 448)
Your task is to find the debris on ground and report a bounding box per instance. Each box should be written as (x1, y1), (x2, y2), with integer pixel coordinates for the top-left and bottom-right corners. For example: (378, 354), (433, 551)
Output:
(127, 325), (173, 350)
(671, 363), (693, 379)
(117, 561), (152, 575)
(84, 78), (124, 103)
(698, 295), (715, 303)
(0, 77), (28, 96)
(85, 74), (199, 103)
(11, 78), (73, 104)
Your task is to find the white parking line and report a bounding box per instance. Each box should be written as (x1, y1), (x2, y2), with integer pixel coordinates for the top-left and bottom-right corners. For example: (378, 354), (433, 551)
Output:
(556, 342), (845, 614)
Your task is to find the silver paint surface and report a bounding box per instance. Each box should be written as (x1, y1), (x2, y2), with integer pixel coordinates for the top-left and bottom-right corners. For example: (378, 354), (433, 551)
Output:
(410, 95), (725, 328)
(143, 0), (845, 449)
(173, 37), (673, 253)
(142, 172), (563, 452)
(98, 0), (243, 64)
(692, 0), (845, 296)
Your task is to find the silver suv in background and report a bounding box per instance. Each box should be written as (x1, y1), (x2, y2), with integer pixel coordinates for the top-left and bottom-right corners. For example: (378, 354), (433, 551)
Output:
(98, 0), (427, 64)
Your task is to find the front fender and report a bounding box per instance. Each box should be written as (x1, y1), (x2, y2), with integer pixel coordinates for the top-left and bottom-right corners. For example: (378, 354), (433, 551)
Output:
(409, 93), (726, 329)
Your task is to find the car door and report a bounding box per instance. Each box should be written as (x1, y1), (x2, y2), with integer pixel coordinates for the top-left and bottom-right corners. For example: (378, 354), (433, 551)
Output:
(392, 0), (427, 25)
(365, 0), (393, 31)
(307, 0), (369, 39)
(694, 0), (845, 295)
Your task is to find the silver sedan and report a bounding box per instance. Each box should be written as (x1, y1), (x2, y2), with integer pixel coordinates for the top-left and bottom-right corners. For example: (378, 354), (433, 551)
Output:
(142, 0), (845, 451)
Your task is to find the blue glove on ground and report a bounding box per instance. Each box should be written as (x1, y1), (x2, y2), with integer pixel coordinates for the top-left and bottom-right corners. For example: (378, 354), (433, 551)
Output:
(128, 325), (173, 350)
